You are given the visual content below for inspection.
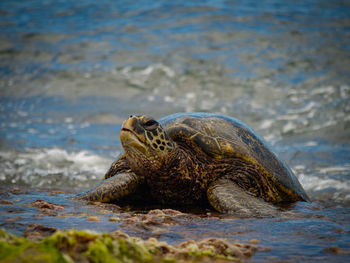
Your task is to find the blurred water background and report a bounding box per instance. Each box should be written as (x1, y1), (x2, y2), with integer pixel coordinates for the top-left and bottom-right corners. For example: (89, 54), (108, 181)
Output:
(1, 0), (350, 261)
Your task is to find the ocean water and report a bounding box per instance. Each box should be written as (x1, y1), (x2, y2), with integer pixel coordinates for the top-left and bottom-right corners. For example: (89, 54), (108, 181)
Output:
(1, 0), (350, 261)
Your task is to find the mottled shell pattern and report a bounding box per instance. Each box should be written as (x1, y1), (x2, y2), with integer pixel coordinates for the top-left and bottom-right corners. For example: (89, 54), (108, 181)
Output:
(159, 112), (309, 202)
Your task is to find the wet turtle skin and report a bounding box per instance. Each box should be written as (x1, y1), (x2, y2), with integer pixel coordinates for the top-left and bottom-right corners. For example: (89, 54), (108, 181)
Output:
(76, 113), (309, 213)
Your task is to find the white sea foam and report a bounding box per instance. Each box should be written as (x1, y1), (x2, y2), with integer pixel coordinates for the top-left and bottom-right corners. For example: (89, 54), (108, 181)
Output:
(259, 119), (274, 129)
(126, 64), (175, 78)
(288, 101), (318, 114)
(298, 171), (350, 203)
(310, 85), (335, 96)
(304, 141), (318, 146)
(28, 148), (112, 175)
(0, 148), (114, 189)
(282, 121), (297, 133)
(318, 165), (350, 174)
(299, 174), (350, 192)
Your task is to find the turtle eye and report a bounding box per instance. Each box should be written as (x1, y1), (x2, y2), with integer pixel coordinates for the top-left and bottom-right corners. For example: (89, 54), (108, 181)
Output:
(143, 119), (158, 130)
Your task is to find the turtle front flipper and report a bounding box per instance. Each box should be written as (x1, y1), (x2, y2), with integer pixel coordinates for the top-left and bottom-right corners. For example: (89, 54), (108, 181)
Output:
(74, 172), (144, 202)
(207, 178), (277, 217)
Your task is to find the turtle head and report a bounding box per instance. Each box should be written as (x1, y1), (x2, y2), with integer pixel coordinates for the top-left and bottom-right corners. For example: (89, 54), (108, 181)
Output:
(120, 115), (175, 174)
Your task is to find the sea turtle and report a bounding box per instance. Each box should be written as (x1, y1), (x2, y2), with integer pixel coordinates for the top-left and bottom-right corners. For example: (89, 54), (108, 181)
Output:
(76, 113), (309, 216)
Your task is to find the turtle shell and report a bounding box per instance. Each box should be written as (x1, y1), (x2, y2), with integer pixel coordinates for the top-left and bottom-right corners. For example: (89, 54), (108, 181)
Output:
(159, 112), (309, 202)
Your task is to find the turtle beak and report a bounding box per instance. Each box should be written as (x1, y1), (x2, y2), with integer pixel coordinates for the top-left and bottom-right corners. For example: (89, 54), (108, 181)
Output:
(120, 116), (147, 153)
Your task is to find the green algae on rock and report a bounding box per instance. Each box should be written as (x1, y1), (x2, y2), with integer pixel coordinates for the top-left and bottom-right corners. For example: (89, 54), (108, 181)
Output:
(0, 228), (258, 262)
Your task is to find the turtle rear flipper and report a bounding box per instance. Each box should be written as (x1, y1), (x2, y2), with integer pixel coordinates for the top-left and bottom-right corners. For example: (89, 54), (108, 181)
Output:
(207, 178), (277, 217)
(74, 172), (144, 202)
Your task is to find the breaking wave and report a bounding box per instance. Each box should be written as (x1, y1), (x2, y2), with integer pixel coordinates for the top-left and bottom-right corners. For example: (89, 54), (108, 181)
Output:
(294, 165), (350, 204)
(0, 148), (114, 189)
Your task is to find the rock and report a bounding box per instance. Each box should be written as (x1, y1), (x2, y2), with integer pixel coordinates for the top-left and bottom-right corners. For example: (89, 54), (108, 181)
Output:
(0, 200), (14, 205)
(30, 200), (65, 211)
(109, 217), (120, 222)
(4, 216), (22, 222)
(87, 216), (100, 222)
(23, 223), (58, 240)
(0, 229), (259, 262)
